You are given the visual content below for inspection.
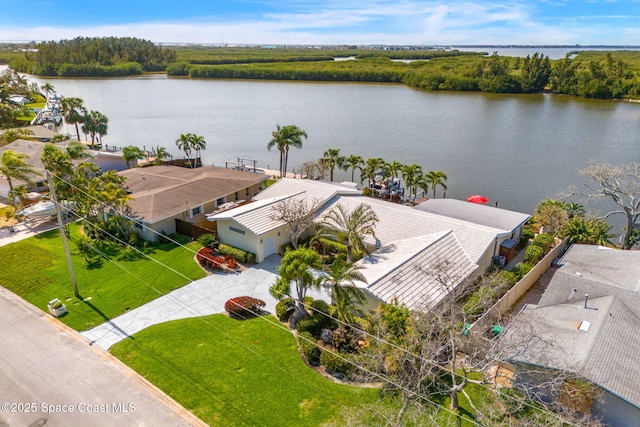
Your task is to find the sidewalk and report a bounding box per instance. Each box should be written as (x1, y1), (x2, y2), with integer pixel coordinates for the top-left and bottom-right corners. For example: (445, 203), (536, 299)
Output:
(81, 255), (331, 350)
(0, 217), (58, 247)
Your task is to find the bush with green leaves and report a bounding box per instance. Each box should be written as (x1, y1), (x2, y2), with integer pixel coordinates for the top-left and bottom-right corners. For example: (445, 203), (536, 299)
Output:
(524, 244), (544, 264)
(320, 350), (353, 376)
(275, 298), (295, 322)
(531, 233), (555, 252)
(490, 270), (518, 288)
(298, 331), (321, 365)
(512, 262), (534, 280)
(296, 313), (336, 338)
(309, 299), (331, 316)
(197, 233), (219, 249)
(218, 243), (255, 263)
(463, 285), (497, 316)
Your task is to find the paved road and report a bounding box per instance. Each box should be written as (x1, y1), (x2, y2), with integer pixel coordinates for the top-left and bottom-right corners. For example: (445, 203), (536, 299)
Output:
(0, 287), (205, 427)
(82, 255), (331, 350)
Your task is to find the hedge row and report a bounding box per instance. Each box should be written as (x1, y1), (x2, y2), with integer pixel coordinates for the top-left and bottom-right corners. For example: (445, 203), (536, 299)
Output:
(298, 331), (321, 365)
(218, 243), (256, 264)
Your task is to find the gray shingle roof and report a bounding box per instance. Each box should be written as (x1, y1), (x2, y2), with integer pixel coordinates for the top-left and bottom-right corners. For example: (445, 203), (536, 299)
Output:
(502, 244), (640, 408)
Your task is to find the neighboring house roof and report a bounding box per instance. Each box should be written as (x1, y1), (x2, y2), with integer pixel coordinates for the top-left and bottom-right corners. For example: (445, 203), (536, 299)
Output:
(0, 139), (77, 182)
(120, 165), (269, 224)
(414, 198), (530, 235)
(316, 195), (500, 265)
(253, 178), (360, 206)
(357, 231), (479, 310)
(502, 245), (640, 409)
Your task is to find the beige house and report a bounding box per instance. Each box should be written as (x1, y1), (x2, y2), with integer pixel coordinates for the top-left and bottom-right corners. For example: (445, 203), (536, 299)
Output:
(120, 165), (269, 241)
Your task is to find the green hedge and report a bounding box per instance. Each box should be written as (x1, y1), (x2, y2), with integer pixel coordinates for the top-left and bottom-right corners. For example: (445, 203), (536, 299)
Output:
(320, 350), (353, 376)
(524, 245), (544, 264)
(275, 298), (295, 322)
(531, 233), (555, 252)
(296, 313), (336, 338)
(218, 243), (256, 264)
(298, 331), (321, 365)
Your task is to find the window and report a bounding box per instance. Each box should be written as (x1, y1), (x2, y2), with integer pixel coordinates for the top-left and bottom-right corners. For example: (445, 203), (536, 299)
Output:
(245, 187), (250, 196)
(135, 222), (143, 230)
(216, 197), (224, 207)
(229, 226), (245, 235)
(235, 191), (239, 201)
(191, 206), (201, 217)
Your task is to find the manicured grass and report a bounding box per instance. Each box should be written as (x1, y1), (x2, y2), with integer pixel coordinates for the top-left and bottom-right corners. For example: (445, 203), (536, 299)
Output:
(0, 223), (205, 330)
(111, 314), (381, 427)
(15, 96), (45, 122)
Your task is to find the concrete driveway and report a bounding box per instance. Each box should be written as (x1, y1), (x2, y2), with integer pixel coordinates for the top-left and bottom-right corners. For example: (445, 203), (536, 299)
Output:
(0, 218), (58, 247)
(82, 255), (331, 350)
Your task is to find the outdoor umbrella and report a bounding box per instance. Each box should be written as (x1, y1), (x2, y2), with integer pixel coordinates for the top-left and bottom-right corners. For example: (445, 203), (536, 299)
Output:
(467, 195), (489, 204)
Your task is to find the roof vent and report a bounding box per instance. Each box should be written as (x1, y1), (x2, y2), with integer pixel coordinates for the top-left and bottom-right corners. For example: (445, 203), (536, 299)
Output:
(584, 294), (589, 308)
(578, 321), (591, 332)
(576, 272), (582, 277)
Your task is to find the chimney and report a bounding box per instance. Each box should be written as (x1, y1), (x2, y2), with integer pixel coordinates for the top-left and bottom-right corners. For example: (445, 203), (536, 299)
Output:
(584, 294), (589, 308)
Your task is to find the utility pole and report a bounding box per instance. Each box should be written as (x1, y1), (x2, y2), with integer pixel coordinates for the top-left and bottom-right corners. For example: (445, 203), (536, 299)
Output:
(47, 170), (79, 298)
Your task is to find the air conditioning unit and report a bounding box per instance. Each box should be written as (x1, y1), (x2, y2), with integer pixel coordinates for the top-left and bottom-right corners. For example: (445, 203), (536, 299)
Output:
(493, 255), (507, 268)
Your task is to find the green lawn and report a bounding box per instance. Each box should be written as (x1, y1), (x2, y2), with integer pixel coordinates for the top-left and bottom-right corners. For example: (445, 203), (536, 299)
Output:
(111, 314), (381, 427)
(15, 96), (46, 122)
(0, 223), (205, 330)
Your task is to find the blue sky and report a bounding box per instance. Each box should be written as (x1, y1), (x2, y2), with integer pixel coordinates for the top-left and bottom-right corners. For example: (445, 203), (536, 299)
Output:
(2, 1), (639, 45)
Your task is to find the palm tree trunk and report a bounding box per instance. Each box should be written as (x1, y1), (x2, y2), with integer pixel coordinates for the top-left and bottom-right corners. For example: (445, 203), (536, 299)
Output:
(7, 177), (21, 223)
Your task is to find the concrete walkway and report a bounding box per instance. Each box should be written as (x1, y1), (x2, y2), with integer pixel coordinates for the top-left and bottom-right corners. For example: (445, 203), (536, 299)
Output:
(82, 255), (330, 350)
(0, 217), (58, 247)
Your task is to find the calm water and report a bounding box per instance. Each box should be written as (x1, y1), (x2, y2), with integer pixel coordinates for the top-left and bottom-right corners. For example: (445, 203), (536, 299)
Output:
(15, 69), (640, 221)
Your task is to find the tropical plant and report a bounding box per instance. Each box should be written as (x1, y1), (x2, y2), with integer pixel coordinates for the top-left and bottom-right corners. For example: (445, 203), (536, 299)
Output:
(190, 134), (206, 167)
(321, 148), (344, 182)
(152, 145), (171, 165)
(81, 109), (108, 144)
(341, 154), (364, 182)
(40, 82), (55, 98)
(175, 133), (193, 167)
(401, 163), (423, 203)
(267, 124), (307, 178)
(7, 184), (28, 208)
(0, 128), (35, 145)
(269, 247), (323, 327)
(317, 203), (379, 263)
(424, 170), (448, 198)
(122, 145), (143, 169)
(384, 160), (404, 180)
(360, 157), (385, 189)
(60, 97), (84, 141)
(322, 257), (367, 326)
(0, 150), (41, 218)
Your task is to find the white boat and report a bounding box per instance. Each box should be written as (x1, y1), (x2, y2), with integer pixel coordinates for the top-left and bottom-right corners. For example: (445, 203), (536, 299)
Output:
(18, 200), (74, 219)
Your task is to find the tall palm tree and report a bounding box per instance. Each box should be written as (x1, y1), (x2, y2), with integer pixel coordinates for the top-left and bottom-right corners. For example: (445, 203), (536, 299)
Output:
(318, 202), (379, 263)
(385, 160), (404, 180)
(323, 258), (367, 325)
(321, 147), (344, 182)
(60, 97), (84, 141)
(341, 154), (364, 182)
(267, 124), (307, 178)
(122, 145), (143, 169)
(424, 170), (448, 198)
(152, 145), (171, 165)
(81, 109), (107, 145)
(40, 82), (55, 98)
(0, 150), (41, 218)
(190, 134), (206, 168)
(360, 157), (385, 189)
(176, 133), (193, 167)
(402, 163), (423, 203)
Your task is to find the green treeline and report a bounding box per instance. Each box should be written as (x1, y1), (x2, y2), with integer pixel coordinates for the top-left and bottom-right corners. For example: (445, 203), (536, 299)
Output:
(9, 37), (176, 76)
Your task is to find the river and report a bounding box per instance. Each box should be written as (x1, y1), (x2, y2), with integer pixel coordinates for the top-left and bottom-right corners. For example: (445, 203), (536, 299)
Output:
(6, 65), (640, 225)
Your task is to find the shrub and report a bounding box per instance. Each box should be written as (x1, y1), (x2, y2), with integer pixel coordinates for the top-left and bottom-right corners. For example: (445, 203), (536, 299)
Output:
(463, 285), (496, 316)
(198, 233), (219, 249)
(532, 233), (554, 252)
(196, 247), (216, 265)
(320, 350), (353, 376)
(280, 242), (294, 255)
(524, 244), (544, 264)
(309, 299), (331, 316)
(275, 298), (295, 322)
(218, 243), (255, 264)
(490, 270), (518, 288)
(224, 296), (266, 317)
(298, 331), (321, 365)
(296, 314), (336, 338)
(512, 262), (534, 280)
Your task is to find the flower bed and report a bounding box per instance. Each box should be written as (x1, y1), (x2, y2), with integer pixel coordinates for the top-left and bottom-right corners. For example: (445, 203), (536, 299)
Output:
(224, 296), (266, 317)
(196, 247), (239, 272)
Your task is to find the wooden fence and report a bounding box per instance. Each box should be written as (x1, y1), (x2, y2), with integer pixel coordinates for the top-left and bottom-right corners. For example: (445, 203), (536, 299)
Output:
(175, 219), (216, 241)
(473, 239), (568, 330)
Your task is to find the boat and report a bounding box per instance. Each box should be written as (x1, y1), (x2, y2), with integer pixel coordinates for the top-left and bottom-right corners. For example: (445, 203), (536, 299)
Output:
(18, 200), (75, 219)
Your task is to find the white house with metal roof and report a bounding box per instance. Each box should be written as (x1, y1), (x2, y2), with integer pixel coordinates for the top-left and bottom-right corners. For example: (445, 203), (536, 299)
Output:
(208, 178), (531, 311)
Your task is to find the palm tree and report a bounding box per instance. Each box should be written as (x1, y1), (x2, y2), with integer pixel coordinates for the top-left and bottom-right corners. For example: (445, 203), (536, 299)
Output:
(0, 150), (41, 218)
(318, 202), (379, 263)
(341, 154), (364, 182)
(424, 170), (448, 198)
(8, 184), (28, 210)
(60, 97), (84, 141)
(323, 258), (367, 325)
(402, 163), (423, 203)
(152, 145), (171, 165)
(360, 157), (385, 189)
(0, 128), (35, 145)
(566, 202), (585, 219)
(122, 145), (143, 169)
(40, 82), (55, 98)
(176, 133), (193, 167)
(385, 160), (404, 180)
(81, 109), (108, 145)
(321, 148), (344, 182)
(267, 124), (307, 178)
(190, 134), (206, 168)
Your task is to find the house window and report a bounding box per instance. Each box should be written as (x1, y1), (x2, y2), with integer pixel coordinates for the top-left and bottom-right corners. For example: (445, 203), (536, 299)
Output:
(245, 187), (250, 196)
(216, 197), (224, 207)
(235, 191), (239, 201)
(135, 222), (143, 230)
(229, 226), (245, 235)
(191, 206), (202, 217)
